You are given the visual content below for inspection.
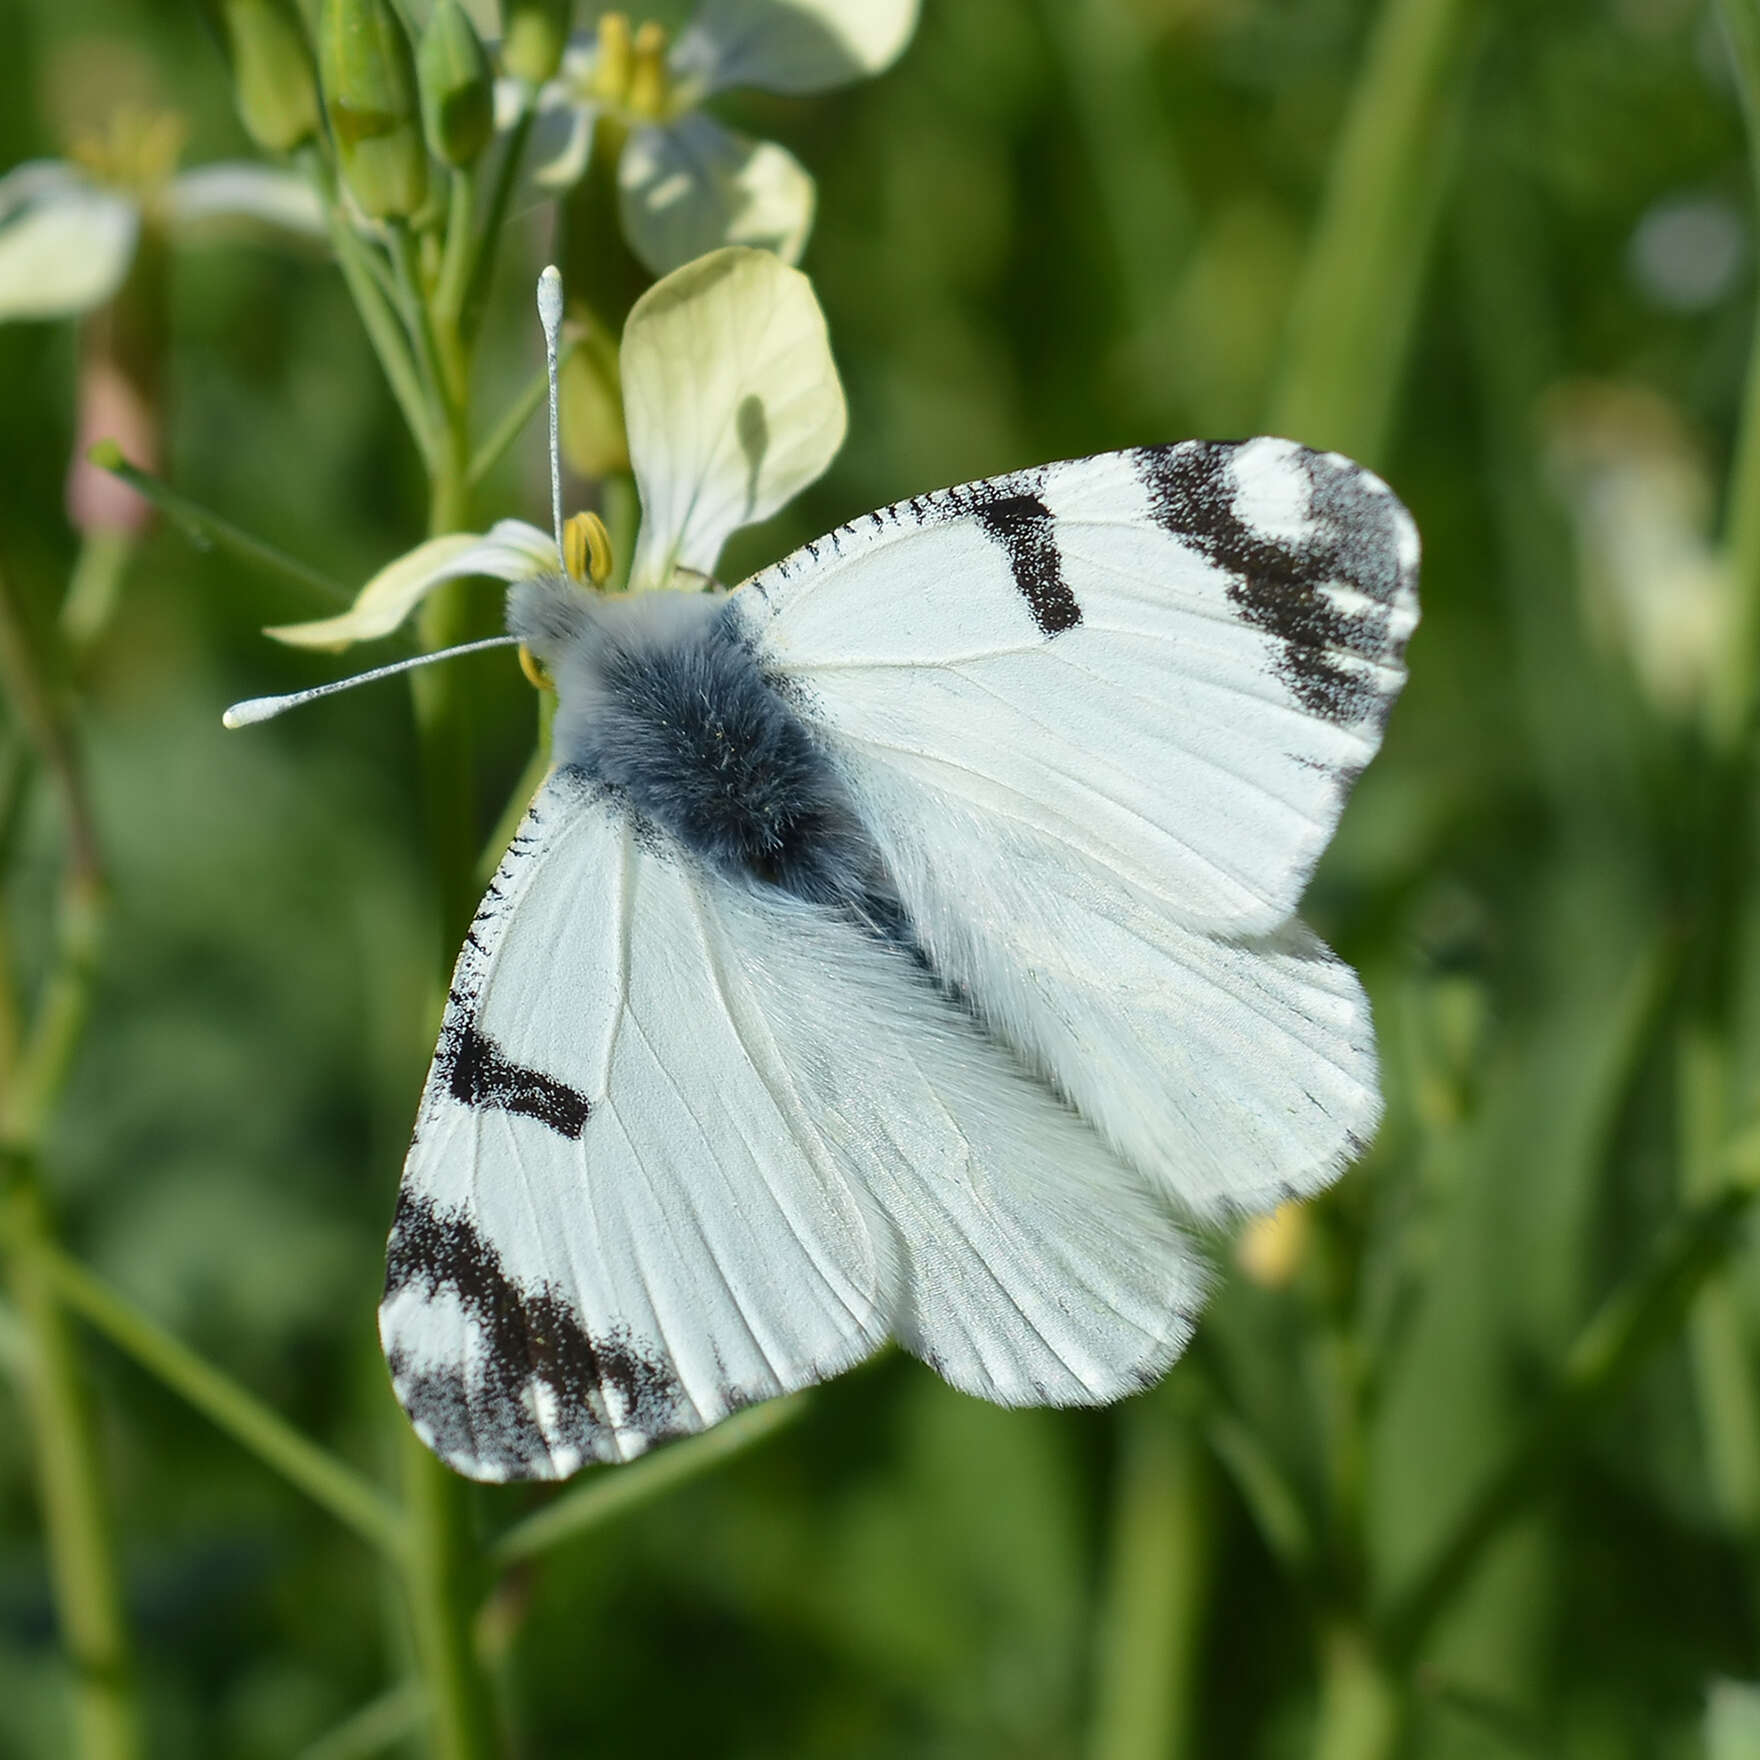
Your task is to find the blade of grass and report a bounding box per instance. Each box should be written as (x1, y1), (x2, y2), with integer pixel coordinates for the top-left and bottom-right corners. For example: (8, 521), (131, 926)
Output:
(1268, 0), (1483, 467)
(30, 1238), (406, 1559)
(1378, 1174), (1760, 1665)
(1086, 1407), (1213, 1760)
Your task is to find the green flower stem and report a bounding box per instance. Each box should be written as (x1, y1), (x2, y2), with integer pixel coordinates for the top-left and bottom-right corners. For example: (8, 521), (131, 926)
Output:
(60, 532), (137, 661)
(0, 565), (139, 1760)
(24, 1235), (405, 1557)
(1266, 0), (1480, 467)
(489, 1392), (808, 1568)
(1679, 1028), (1760, 1639)
(303, 148), (438, 470)
(468, 341), (578, 489)
(1378, 1174), (1760, 1667)
(1714, 0), (1760, 749)
(398, 395), (497, 1760)
(389, 220), (459, 418)
(296, 1682), (425, 1760)
(1203, 1400), (1322, 1590)
(432, 165), (478, 340)
(1311, 1622), (1402, 1760)
(1, 1174), (142, 1760)
(1086, 1407), (1212, 1760)
(398, 1438), (494, 1760)
(460, 95), (535, 345)
(85, 445), (356, 613)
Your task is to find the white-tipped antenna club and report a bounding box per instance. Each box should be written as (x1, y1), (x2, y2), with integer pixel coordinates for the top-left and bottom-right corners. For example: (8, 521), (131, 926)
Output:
(222, 636), (524, 729)
(537, 264), (566, 569)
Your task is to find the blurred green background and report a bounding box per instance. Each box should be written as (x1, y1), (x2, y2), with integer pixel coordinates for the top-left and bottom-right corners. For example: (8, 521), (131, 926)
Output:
(4, 0), (1760, 1756)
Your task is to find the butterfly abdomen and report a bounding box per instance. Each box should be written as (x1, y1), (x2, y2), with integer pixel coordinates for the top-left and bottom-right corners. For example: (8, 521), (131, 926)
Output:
(508, 579), (885, 910)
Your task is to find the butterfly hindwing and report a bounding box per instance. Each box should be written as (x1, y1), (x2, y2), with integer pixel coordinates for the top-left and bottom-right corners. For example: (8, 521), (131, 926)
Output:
(382, 768), (1204, 1481)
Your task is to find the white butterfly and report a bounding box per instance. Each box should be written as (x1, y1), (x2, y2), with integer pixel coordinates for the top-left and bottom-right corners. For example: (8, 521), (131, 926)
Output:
(371, 432), (1418, 1483)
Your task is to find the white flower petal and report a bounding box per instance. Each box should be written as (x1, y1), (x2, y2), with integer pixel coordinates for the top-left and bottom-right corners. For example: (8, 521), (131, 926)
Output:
(672, 0), (918, 96)
(0, 179), (139, 321)
(618, 114), (812, 276)
(167, 164), (327, 240)
(623, 245), (845, 589)
(0, 159), (92, 223)
(267, 520), (557, 650)
(527, 90), (600, 190)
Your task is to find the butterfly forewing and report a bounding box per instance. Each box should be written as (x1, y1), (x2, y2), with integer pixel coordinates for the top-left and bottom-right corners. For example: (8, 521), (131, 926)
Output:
(732, 438), (1415, 1219)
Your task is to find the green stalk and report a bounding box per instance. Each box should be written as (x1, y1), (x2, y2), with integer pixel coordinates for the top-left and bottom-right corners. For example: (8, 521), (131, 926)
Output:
(1267, 0), (1480, 466)
(2, 1174), (141, 1760)
(60, 532), (137, 660)
(489, 1393), (808, 1568)
(29, 1238), (404, 1556)
(85, 445), (354, 612)
(1086, 1408), (1212, 1760)
(1378, 1176), (1759, 1666)
(397, 376), (497, 1760)
(1713, 0), (1760, 750)
(460, 95), (535, 345)
(1035, 0), (1193, 356)
(468, 342), (577, 489)
(302, 147), (438, 469)
(0, 566), (139, 1759)
(1311, 1623), (1402, 1760)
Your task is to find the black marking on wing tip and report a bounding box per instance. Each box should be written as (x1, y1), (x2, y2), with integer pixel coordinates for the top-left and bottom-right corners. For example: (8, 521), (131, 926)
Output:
(438, 1016), (591, 1139)
(1136, 442), (1409, 726)
(384, 1192), (689, 1480)
(968, 485), (1082, 637)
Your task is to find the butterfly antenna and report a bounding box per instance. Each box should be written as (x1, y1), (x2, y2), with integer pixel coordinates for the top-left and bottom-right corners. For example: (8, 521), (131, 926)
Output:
(537, 264), (566, 570)
(222, 635), (523, 728)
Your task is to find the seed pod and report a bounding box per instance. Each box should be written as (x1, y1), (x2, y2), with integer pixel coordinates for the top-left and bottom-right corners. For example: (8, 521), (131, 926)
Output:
(501, 0), (573, 86)
(318, 0), (428, 218)
(419, 0), (494, 168)
(202, 0), (321, 154)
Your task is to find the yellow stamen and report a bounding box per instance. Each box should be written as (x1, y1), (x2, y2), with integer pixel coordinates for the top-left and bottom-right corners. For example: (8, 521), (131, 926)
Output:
(564, 510), (614, 585)
(626, 21), (670, 118)
(68, 105), (188, 199)
(595, 11), (632, 104)
(517, 644), (553, 691)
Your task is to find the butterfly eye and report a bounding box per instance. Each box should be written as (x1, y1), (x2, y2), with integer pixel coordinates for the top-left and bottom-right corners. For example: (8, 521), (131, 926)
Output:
(564, 510), (614, 586)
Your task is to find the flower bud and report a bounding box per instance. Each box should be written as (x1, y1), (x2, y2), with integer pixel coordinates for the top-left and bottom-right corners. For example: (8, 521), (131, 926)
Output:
(202, 0), (321, 154)
(419, 0), (494, 168)
(319, 0), (429, 218)
(501, 0), (573, 86)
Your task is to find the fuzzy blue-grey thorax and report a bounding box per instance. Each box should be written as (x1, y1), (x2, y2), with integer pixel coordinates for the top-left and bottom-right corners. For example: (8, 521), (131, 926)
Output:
(507, 578), (891, 914)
